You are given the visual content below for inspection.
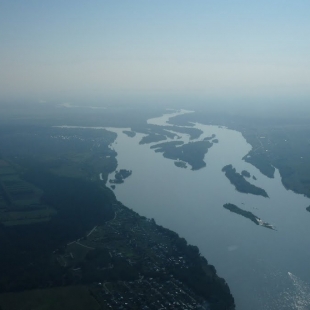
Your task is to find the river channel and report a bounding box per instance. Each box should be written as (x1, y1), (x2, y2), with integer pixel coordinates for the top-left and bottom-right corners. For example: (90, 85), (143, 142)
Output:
(105, 110), (310, 310)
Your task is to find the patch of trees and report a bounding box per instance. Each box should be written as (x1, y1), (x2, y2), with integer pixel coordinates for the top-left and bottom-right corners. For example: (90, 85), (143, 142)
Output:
(223, 203), (261, 225)
(139, 134), (167, 144)
(222, 165), (269, 197)
(223, 203), (275, 230)
(204, 134), (216, 141)
(241, 170), (250, 178)
(131, 123), (202, 141)
(163, 125), (203, 140)
(243, 153), (275, 178)
(0, 125), (117, 159)
(174, 161), (187, 168)
(110, 169), (132, 184)
(122, 130), (136, 137)
(82, 249), (138, 283)
(151, 140), (213, 170)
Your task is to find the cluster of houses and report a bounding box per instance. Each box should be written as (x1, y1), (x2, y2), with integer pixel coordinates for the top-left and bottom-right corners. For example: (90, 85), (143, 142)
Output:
(93, 277), (209, 310)
(57, 204), (210, 309)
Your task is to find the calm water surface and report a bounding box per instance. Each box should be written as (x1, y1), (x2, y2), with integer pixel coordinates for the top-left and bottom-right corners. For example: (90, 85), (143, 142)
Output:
(106, 111), (310, 310)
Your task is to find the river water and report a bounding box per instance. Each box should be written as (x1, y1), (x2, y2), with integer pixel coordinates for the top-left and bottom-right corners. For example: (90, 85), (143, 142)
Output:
(105, 110), (310, 310)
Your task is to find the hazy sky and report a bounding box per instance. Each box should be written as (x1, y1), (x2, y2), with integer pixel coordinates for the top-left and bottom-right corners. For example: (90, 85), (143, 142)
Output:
(1, 0), (310, 106)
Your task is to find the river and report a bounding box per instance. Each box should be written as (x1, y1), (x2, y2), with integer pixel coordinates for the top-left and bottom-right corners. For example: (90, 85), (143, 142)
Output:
(105, 110), (310, 310)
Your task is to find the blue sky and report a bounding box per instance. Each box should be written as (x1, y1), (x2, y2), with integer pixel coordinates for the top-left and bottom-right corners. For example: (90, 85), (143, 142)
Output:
(1, 0), (309, 106)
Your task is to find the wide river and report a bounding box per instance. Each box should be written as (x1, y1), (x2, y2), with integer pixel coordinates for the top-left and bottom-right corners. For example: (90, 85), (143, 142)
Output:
(105, 110), (310, 310)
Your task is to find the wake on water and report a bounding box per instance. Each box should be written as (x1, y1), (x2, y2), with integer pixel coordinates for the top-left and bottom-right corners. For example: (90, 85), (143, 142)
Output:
(287, 272), (310, 310)
(265, 272), (310, 310)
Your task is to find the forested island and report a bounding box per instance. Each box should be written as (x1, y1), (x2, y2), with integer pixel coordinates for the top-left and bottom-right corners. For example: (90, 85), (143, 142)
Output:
(223, 203), (275, 230)
(174, 161), (187, 168)
(123, 130), (136, 137)
(130, 123), (202, 143)
(203, 134), (216, 141)
(241, 170), (251, 178)
(222, 165), (269, 197)
(151, 140), (213, 170)
(109, 169), (132, 184)
(139, 133), (167, 144)
(164, 125), (203, 139)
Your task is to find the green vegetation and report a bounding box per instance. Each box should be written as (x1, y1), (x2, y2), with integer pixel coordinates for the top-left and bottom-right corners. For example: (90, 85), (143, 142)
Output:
(164, 125), (203, 140)
(133, 122), (203, 141)
(243, 154), (275, 178)
(174, 161), (187, 168)
(166, 109), (300, 187)
(241, 170), (251, 178)
(222, 165), (269, 197)
(130, 122), (203, 143)
(198, 111), (310, 198)
(242, 130), (301, 182)
(37, 102), (310, 202)
(151, 140), (213, 170)
(240, 126), (310, 197)
(131, 124), (177, 140)
(0, 125), (118, 292)
(223, 203), (275, 230)
(0, 169), (116, 293)
(0, 168), (235, 309)
(139, 133), (167, 144)
(0, 120), (235, 310)
(204, 134), (216, 141)
(109, 169), (132, 184)
(51, 205), (234, 309)
(123, 130), (136, 137)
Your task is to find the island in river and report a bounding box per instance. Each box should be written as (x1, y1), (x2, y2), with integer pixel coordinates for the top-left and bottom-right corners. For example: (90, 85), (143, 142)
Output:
(174, 160), (187, 168)
(123, 130), (136, 138)
(109, 169), (132, 184)
(139, 133), (167, 144)
(151, 140), (213, 170)
(223, 203), (275, 230)
(241, 170), (251, 178)
(222, 165), (269, 198)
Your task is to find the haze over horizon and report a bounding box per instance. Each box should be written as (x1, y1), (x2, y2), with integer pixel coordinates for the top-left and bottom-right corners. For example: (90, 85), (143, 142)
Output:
(1, 1), (310, 108)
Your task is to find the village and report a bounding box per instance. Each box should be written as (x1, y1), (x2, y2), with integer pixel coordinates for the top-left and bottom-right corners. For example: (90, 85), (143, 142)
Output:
(54, 202), (213, 309)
